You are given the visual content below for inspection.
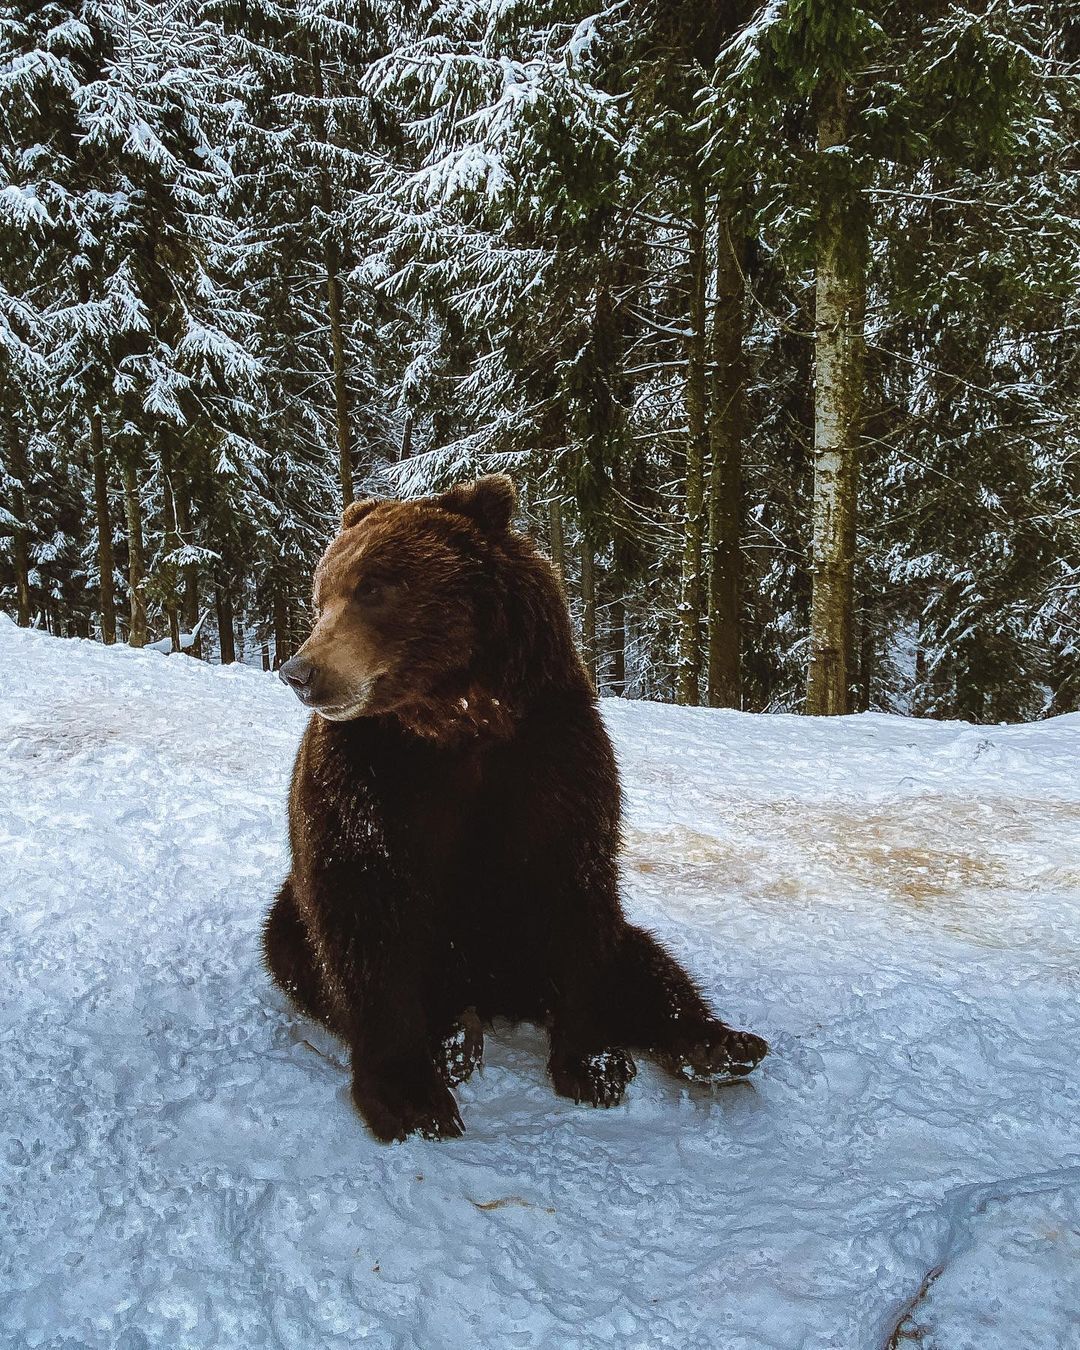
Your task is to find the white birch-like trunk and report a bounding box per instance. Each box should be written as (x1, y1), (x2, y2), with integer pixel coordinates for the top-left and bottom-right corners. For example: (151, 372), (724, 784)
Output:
(806, 77), (865, 716)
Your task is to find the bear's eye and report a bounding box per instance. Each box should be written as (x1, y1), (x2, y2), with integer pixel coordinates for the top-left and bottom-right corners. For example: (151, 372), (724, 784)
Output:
(354, 576), (385, 601)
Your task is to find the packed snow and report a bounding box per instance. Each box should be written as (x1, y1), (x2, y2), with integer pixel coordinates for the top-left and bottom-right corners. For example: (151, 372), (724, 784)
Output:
(2, 618), (1079, 1349)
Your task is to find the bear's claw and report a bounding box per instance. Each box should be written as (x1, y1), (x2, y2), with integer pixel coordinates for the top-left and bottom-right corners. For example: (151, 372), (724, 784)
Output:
(549, 1047), (637, 1108)
(414, 1093), (465, 1141)
(656, 1021), (768, 1083)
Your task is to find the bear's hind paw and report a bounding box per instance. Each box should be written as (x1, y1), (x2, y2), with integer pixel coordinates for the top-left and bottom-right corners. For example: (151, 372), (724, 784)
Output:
(549, 1047), (637, 1108)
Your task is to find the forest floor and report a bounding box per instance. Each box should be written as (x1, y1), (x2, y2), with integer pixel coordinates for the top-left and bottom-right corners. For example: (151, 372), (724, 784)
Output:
(2, 616), (1079, 1349)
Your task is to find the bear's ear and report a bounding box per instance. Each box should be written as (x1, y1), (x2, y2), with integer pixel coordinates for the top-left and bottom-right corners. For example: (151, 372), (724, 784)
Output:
(437, 475), (516, 534)
(341, 497), (380, 531)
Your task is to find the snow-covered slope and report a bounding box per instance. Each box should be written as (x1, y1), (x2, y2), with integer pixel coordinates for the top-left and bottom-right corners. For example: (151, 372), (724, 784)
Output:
(2, 618), (1079, 1349)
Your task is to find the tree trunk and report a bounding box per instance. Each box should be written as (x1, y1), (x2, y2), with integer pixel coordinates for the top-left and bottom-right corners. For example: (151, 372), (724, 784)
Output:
(175, 484), (200, 656)
(327, 258), (353, 507)
(677, 185), (708, 706)
(311, 51), (354, 507)
(609, 596), (626, 696)
(858, 622), (873, 711)
(215, 578), (236, 665)
(806, 76), (865, 716)
(6, 420), (31, 626)
(122, 459), (147, 647)
(548, 494), (565, 582)
(706, 210), (746, 709)
(159, 435), (182, 654)
(91, 409), (116, 644)
(273, 582), (290, 668)
(580, 538), (597, 686)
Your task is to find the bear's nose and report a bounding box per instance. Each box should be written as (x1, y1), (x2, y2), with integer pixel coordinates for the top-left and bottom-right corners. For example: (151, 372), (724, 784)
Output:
(279, 655), (316, 700)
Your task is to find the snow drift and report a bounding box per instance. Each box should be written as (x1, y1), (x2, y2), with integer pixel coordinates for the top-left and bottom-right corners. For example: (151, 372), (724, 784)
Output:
(1, 618), (1078, 1348)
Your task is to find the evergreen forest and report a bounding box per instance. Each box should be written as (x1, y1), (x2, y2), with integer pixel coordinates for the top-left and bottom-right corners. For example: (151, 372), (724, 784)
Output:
(2, 0), (1077, 719)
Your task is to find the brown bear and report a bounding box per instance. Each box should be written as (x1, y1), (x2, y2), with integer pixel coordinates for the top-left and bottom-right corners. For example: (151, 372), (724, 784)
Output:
(265, 475), (767, 1142)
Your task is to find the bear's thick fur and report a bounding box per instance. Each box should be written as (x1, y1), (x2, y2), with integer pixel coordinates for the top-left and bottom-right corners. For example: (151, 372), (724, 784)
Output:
(265, 475), (767, 1141)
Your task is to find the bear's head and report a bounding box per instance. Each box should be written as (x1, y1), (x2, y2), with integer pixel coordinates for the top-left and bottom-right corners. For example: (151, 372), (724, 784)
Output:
(278, 475), (524, 731)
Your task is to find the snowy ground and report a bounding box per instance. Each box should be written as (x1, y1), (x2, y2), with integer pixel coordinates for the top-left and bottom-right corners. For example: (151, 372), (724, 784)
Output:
(2, 618), (1079, 1349)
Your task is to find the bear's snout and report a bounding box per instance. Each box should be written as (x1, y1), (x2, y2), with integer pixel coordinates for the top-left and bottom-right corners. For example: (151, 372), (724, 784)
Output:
(278, 640), (385, 719)
(279, 655), (318, 704)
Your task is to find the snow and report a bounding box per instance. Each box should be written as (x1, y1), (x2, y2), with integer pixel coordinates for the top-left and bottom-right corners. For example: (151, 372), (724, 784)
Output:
(0, 183), (52, 230)
(145, 631), (199, 653)
(2, 619), (1079, 1348)
(144, 610), (209, 653)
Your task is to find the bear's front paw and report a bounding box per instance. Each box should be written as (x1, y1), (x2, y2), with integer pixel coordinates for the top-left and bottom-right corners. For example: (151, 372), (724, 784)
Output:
(352, 1064), (465, 1143)
(656, 1020), (768, 1083)
(549, 1047), (637, 1108)
(434, 1008), (484, 1087)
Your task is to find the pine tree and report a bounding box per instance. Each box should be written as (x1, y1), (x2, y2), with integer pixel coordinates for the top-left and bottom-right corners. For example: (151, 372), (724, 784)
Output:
(0, 0), (108, 631)
(1, 0), (1075, 720)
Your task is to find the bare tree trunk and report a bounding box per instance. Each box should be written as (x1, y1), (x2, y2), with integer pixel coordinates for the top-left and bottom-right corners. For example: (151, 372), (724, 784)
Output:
(580, 538), (597, 686)
(175, 484), (200, 656)
(12, 527), (31, 625)
(677, 185), (708, 706)
(400, 409), (413, 462)
(548, 494), (565, 582)
(707, 209), (746, 709)
(609, 596), (626, 695)
(91, 409), (116, 644)
(182, 545), (198, 635)
(122, 459), (147, 647)
(327, 258), (353, 506)
(806, 77), (865, 716)
(858, 622), (872, 711)
(215, 578), (236, 665)
(913, 644), (927, 713)
(6, 420), (31, 626)
(311, 52), (354, 507)
(159, 435), (182, 654)
(273, 582), (290, 669)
